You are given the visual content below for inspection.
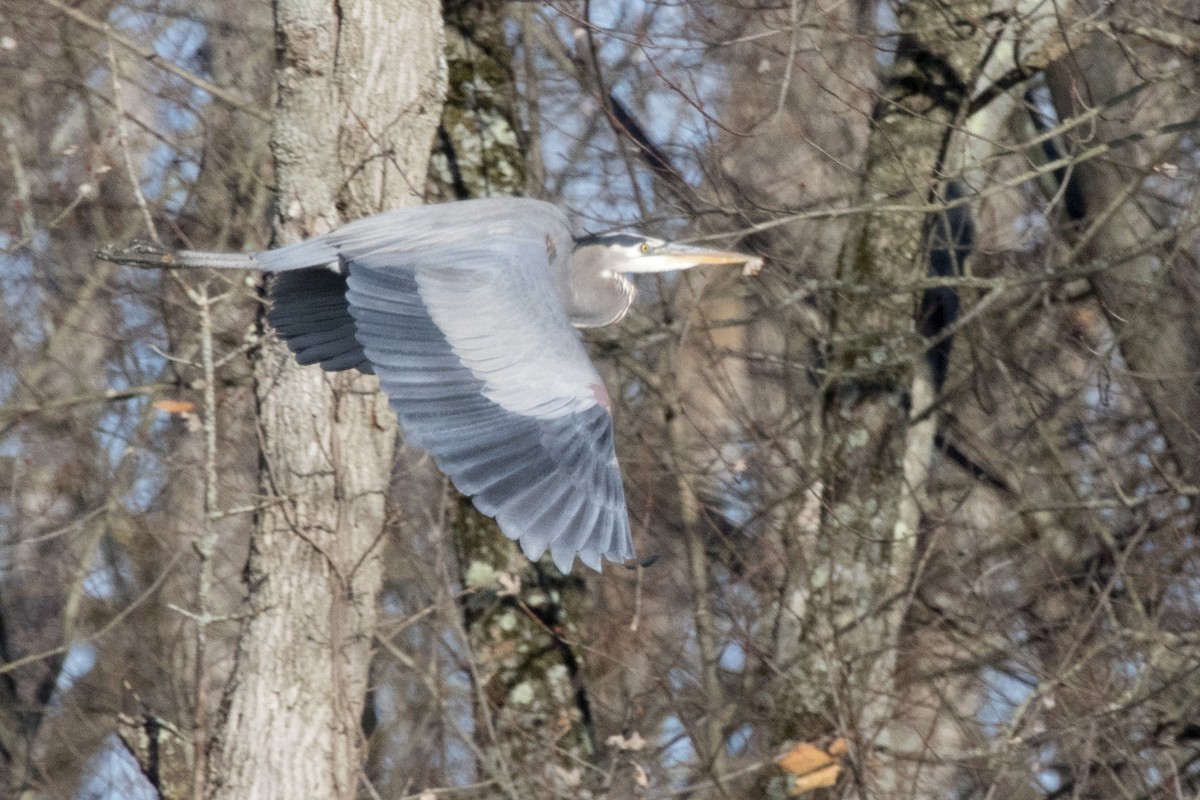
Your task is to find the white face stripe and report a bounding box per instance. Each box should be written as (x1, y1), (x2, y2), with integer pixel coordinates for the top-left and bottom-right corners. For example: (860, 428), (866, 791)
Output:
(596, 238), (666, 271)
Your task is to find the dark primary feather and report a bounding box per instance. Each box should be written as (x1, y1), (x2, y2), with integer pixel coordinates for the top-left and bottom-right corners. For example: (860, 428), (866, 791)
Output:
(268, 270), (373, 374)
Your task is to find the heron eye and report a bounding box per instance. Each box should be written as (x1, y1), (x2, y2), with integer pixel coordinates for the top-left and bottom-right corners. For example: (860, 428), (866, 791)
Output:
(639, 242), (651, 254)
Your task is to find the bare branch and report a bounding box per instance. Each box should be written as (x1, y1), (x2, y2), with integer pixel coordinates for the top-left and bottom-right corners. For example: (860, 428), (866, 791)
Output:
(35, 0), (271, 122)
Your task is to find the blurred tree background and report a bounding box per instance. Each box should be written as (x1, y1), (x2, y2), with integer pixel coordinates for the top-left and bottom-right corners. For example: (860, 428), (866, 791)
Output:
(1, 0), (1198, 798)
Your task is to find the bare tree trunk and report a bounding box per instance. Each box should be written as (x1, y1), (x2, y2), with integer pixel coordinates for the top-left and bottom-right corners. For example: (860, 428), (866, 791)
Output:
(1045, 34), (1200, 486)
(703, 0), (877, 769)
(815, 1), (988, 795)
(206, 2), (444, 798)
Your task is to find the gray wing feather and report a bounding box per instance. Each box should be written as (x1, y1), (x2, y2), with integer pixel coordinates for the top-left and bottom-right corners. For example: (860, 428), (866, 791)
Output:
(252, 198), (634, 571)
(346, 265), (632, 572)
(328, 201), (632, 571)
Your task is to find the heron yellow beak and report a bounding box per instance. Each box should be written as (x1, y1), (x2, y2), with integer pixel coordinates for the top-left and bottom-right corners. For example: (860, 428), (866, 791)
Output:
(623, 242), (762, 274)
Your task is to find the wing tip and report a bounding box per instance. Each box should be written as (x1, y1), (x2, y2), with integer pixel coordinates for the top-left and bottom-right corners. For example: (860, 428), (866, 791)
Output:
(541, 520), (635, 574)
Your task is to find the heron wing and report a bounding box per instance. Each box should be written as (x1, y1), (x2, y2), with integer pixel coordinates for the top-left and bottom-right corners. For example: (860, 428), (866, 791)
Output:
(260, 199), (634, 572)
(267, 270), (373, 374)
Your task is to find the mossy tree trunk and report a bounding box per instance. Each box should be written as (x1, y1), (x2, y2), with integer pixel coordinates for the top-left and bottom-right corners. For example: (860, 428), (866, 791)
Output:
(432, 2), (598, 794)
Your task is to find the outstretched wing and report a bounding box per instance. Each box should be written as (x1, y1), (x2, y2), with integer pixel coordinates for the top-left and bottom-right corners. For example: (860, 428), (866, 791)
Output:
(257, 199), (634, 572)
(267, 269), (372, 373)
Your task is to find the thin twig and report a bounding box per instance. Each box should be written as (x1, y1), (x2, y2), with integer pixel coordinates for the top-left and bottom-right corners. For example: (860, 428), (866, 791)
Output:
(0, 113), (36, 244)
(0, 384), (166, 432)
(0, 184), (95, 255)
(693, 97), (1196, 244)
(105, 32), (162, 247)
(0, 549), (184, 675)
(37, 0), (270, 122)
(659, 338), (729, 784)
(185, 283), (221, 799)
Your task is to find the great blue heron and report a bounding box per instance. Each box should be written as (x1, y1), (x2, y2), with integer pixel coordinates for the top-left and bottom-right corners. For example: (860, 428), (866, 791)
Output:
(106, 198), (759, 572)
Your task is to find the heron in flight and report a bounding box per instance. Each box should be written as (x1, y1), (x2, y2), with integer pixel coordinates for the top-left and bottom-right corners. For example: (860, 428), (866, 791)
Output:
(107, 198), (759, 572)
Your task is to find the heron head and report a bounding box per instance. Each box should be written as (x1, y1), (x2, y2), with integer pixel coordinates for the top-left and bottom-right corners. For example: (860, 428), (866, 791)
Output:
(565, 233), (761, 328)
(574, 233), (759, 275)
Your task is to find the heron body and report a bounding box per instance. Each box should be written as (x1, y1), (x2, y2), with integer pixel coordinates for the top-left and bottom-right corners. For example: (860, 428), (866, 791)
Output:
(138, 198), (757, 572)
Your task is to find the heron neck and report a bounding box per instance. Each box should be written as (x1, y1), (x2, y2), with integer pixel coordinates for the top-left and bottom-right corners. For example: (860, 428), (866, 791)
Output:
(564, 246), (636, 328)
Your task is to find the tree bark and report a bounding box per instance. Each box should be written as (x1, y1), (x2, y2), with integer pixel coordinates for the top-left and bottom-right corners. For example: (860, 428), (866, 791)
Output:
(1046, 34), (1200, 486)
(816, 0), (989, 794)
(432, 4), (598, 793)
(206, 2), (444, 798)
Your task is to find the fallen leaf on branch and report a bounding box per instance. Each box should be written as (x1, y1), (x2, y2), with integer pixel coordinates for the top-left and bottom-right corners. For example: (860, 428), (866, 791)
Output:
(777, 737), (846, 796)
(153, 399), (196, 415)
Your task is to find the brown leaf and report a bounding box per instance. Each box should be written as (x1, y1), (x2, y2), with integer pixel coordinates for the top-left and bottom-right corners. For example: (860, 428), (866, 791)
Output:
(778, 742), (831, 776)
(778, 739), (846, 796)
(789, 763), (840, 795)
(153, 399), (196, 415)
